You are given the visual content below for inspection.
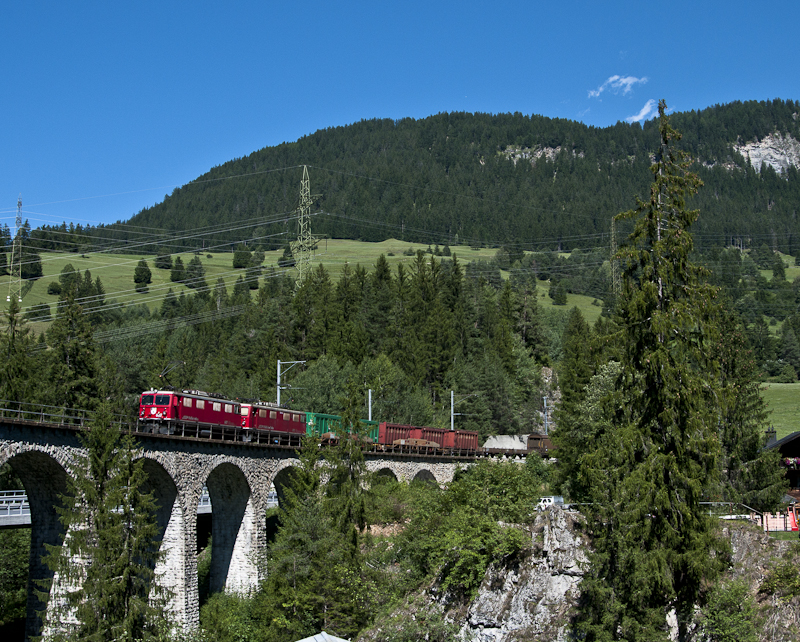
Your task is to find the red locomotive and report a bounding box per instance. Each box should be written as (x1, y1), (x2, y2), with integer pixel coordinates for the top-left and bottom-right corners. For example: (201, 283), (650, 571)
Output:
(139, 389), (241, 433)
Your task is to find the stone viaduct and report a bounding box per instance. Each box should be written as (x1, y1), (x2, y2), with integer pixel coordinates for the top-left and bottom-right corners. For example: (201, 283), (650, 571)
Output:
(0, 419), (471, 639)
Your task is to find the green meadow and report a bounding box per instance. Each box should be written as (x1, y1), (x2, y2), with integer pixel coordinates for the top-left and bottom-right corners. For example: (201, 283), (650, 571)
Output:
(762, 383), (800, 441)
(1, 240), (603, 333)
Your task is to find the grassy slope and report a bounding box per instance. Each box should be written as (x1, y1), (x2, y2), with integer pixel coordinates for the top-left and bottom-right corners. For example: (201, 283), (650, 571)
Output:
(762, 383), (800, 441)
(0, 240), (603, 331)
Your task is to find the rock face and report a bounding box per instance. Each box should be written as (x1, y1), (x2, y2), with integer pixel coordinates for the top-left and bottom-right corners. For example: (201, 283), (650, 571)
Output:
(734, 132), (800, 174)
(458, 518), (800, 642)
(460, 507), (587, 642)
(724, 523), (800, 642)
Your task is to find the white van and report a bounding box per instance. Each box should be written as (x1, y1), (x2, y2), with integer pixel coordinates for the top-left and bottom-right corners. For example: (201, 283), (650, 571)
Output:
(536, 495), (565, 510)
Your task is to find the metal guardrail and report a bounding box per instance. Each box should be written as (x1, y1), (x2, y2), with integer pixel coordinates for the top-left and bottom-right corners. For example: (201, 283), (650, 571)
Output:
(699, 502), (763, 520)
(0, 487), (278, 527)
(0, 399), (130, 428)
(0, 489), (32, 527)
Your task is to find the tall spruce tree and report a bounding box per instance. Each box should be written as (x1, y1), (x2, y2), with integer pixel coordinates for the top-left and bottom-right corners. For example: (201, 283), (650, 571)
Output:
(39, 403), (169, 641)
(47, 284), (99, 413)
(1, 298), (40, 406)
(575, 101), (729, 642)
(0, 223), (9, 276)
(715, 308), (786, 510)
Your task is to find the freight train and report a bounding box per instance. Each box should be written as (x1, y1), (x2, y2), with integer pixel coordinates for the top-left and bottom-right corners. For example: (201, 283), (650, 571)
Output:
(138, 388), (552, 456)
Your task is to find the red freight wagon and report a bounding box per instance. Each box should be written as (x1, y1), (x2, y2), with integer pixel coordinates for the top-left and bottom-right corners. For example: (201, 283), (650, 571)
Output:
(378, 422), (418, 445)
(417, 426), (446, 447)
(139, 390), (241, 431)
(442, 429), (479, 451)
(240, 402), (307, 439)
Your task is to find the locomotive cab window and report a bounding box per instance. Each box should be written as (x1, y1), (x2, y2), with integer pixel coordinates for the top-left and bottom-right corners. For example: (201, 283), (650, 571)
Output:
(155, 395), (170, 405)
(224, 404), (233, 414)
(183, 397), (192, 408)
(259, 409), (266, 418)
(141, 395), (154, 406)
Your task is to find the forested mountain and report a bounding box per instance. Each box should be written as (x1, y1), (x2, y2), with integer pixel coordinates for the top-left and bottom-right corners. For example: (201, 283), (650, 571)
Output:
(35, 98), (799, 256)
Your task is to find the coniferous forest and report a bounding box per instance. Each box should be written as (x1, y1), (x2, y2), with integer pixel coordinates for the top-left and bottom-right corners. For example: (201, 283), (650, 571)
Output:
(1, 99), (799, 641)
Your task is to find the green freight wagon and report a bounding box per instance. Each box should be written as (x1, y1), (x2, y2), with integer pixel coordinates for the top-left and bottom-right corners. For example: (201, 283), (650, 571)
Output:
(305, 412), (379, 443)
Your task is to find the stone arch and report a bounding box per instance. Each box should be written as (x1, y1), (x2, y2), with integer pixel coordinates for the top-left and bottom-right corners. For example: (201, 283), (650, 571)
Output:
(203, 462), (258, 594)
(365, 460), (408, 482)
(373, 467), (399, 482)
(271, 461), (301, 509)
(139, 457), (186, 625)
(3, 449), (71, 640)
(412, 469), (437, 484)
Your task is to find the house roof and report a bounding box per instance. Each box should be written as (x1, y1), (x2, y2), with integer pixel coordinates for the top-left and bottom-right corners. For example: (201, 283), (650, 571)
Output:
(766, 431), (800, 452)
(295, 632), (350, 642)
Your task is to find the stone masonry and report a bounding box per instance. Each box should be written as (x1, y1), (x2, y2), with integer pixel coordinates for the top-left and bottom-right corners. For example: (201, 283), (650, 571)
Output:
(0, 420), (465, 639)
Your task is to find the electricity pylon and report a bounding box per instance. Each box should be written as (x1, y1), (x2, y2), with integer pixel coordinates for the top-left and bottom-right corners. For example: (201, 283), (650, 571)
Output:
(290, 166), (320, 287)
(6, 196), (23, 304)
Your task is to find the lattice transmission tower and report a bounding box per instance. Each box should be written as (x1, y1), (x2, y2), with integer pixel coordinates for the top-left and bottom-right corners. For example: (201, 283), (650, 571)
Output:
(290, 166), (321, 286)
(6, 195), (23, 304)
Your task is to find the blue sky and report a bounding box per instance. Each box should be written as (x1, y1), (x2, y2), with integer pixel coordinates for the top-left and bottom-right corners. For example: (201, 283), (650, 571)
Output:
(2, 1), (797, 229)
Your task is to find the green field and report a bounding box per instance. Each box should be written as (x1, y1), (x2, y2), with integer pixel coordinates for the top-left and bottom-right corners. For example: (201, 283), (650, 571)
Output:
(0, 240), (603, 330)
(762, 383), (800, 441)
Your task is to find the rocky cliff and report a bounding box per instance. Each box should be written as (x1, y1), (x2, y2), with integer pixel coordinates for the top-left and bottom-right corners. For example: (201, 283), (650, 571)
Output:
(459, 507), (587, 642)
(734, 132), (800, 174)
(360, 510), (800, 642)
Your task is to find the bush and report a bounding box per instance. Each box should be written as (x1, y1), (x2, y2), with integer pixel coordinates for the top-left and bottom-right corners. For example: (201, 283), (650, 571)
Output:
(154, 250), (172, 270)
(394, 459), (548, 598)
(367, 596), (459, 642)
(702, 579), (760, 642)
(47, 281), (62, 295)
(24, 303), (50, 321)
(199, 593), (260, 642)
(761, 541), (800, 597)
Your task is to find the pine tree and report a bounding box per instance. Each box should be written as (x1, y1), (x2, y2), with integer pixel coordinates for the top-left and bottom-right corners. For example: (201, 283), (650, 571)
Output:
(716, 309), (786, 510)
(18, 221), (43, 279)
(0, 223), (9, 276)
(47, 284), (99, 414)
(170, 256), (186, 283)
(185, 256), (207, 290)
(232, 245), (252, 269)
(576, 101), (729, 642)
(260, 420), (374, 640)
(39, 403), (169, 641)
(153, 249), (172, 270)
(551, 307), (600, 499)
(1, 298), (40, 406)
(134, 259), (152, 293)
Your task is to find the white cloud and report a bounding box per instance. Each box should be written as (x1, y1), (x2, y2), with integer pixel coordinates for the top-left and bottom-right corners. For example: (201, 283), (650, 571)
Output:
(588, 75), (648, 98)
(626, 99), (658, 123)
